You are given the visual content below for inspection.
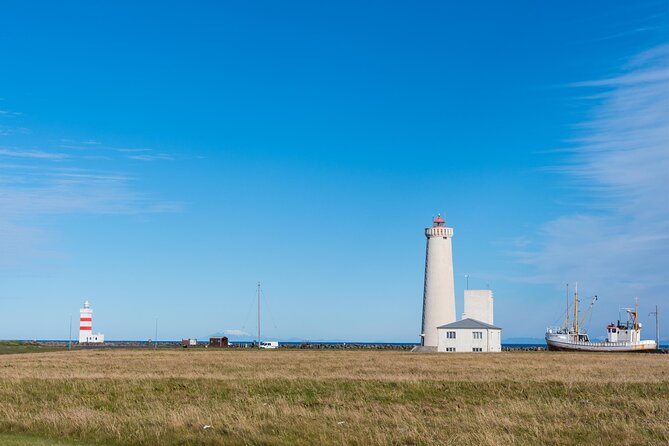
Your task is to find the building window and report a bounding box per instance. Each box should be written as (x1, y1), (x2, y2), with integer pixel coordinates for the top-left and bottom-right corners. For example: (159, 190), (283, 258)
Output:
(446, 331), (456, 339)
(473, 347), (483, 352)
(473, 331), (483, 340)
(445, 347), (456, 352)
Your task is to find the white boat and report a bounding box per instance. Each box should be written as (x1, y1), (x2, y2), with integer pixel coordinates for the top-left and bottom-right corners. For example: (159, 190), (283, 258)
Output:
(545, 284), (657, 352)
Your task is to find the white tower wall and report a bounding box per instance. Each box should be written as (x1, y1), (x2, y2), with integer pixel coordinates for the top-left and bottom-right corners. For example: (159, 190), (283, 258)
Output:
(421, 215), (456, 347)
(462, 290), (494, 325)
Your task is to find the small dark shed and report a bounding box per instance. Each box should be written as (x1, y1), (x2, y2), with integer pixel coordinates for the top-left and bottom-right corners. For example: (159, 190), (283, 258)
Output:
(181, 338), (197, 348)
(209, 337), (229, 348)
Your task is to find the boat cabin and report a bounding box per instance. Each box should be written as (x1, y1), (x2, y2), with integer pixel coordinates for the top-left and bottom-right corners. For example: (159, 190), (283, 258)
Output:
(607, 322), (641, 343)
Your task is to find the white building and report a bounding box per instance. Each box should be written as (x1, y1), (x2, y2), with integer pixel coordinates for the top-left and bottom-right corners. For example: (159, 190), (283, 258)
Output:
(462, 290), (494, 325)
(420, 214), (456, 348)
(437, 318), (501, 353)
(79, 300), (105, 344)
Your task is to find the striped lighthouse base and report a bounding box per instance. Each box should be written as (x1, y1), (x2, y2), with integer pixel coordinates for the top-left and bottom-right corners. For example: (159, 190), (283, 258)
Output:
(80, 333), (105, 343)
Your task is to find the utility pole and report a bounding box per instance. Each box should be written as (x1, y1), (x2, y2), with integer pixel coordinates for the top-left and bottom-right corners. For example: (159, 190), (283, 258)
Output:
(68, 315), (72, 351)
(257, 282), (261, 349)
(154, 318), (158, 349)
(649, 305), (659, 349)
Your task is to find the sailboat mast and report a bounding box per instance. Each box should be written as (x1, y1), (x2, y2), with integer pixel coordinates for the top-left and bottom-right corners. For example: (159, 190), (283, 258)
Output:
(257, 282), (261, 349)
(573, 283), (579, 335)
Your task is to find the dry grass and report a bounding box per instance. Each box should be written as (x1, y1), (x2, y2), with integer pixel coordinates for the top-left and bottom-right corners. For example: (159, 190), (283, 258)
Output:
(0, 349), (667, 445)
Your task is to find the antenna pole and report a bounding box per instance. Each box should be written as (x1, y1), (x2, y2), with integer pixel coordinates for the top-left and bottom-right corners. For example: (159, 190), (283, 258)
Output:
(650, 305), (659, 349)
(257, 282), (261, 349)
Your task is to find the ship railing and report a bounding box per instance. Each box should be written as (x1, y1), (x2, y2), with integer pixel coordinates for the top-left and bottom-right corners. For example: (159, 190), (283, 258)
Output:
(555, 340), (654, 348)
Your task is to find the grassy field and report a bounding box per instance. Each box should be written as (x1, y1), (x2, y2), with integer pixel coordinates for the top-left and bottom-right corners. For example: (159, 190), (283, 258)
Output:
(0, 341), (66, 356)
(0, 349), (667, 445)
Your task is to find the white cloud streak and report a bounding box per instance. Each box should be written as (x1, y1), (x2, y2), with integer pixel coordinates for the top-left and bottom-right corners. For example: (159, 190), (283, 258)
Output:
(127, 153), (174, 161)
(520, 44), (669, 304)
(0, 131), (181, 268)
(0, 148), (68, 159)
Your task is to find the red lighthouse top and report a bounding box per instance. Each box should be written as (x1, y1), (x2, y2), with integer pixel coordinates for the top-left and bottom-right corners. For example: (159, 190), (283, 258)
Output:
(433, 214), (445, 227)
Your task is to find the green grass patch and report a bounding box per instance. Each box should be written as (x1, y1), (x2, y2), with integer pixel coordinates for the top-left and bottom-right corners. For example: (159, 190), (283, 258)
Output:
(0, 342), (66, 356)
(0, 433), (102, 446)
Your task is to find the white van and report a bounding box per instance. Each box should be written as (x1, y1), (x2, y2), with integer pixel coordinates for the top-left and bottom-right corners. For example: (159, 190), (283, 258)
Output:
(259, 341), (279, 349)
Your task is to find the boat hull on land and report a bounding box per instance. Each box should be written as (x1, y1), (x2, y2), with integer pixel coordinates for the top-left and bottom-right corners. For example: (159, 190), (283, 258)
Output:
(545, 286), (658, 353)
(545, 334), (656, 352)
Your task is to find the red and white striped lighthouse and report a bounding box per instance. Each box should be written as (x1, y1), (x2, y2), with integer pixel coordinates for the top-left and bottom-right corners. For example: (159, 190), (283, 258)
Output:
(79, 300), (104, 344)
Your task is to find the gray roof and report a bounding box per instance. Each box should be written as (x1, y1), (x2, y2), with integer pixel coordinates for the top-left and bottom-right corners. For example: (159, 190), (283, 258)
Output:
(437, 318), (501, 330)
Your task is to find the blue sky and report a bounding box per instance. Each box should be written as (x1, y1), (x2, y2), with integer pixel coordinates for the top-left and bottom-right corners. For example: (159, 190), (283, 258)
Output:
(1, 1), (667, 342)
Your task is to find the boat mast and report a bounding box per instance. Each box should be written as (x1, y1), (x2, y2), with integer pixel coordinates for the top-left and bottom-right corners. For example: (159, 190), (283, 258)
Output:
(257, 282), (261, 349)
(564, 283), (570, 327)
(573, 283), (579, 335)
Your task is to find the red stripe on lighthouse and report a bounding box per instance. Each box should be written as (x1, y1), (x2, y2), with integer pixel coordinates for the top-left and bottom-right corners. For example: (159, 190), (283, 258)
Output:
(80, 326), (92, 330)
(80, 318), (92, 322)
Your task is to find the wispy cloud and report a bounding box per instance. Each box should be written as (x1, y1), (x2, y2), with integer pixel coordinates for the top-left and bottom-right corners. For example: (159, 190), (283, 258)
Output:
(118, 148), (174, 161)
(0, 116), (181, 268)
(519, 44), (669, 303)
(0, 162), (182, 268)
(0, 148), (68, 159)
(127, 153), (174, 161)
(2, 167), (146, 217)
(0, 109), (22, 117)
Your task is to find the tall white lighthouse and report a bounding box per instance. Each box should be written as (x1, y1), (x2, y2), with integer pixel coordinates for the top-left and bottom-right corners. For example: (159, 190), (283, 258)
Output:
(421, 214), (456, 347)
(79, 300), (104, 344)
